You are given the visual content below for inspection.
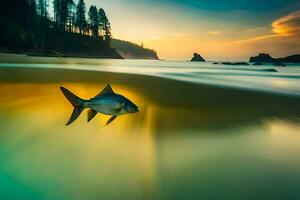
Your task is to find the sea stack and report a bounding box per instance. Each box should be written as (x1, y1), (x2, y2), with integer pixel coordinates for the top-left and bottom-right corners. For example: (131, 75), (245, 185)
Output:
(249, 53), (274, 63)
(249, 53), (300, 63)
(191, 53), (205, 62)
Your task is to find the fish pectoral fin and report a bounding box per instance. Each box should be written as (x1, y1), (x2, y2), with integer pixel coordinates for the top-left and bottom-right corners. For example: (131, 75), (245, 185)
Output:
(87, 109), (97, 122)
(105, 116), (117, 126)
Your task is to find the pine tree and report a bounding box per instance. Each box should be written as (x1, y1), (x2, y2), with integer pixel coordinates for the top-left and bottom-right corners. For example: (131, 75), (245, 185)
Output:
(67, 1), (75, 32)
(88, 5), (99, 38)
(98, 8), (111, 45)
(53, 0), (74, 30)
(36, 0), (49, 18)
(75, 0), (87, 34)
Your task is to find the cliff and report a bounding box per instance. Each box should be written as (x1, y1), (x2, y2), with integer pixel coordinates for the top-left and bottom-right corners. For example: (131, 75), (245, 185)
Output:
(111, 39), (159, 60)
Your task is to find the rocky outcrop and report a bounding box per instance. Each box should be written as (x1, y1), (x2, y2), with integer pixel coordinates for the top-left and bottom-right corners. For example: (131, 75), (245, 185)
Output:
(249, 53), (274, 63)
(249, 53), (300, 63)
(221, 62), (249, 66)
(282, 55), (300, 63)
(191, 53), (205, 62)
(111, 39), (159, 60)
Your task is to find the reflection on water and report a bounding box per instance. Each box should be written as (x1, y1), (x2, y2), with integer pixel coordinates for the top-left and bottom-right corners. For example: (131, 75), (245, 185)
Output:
(0, 82), (300, 200)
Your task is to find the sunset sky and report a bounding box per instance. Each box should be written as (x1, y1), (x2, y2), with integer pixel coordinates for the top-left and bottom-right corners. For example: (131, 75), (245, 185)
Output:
(83, 0), (300, 60)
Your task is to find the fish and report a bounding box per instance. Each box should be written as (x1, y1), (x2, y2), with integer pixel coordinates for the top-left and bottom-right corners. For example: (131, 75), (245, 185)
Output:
(60, 84), (139, 126)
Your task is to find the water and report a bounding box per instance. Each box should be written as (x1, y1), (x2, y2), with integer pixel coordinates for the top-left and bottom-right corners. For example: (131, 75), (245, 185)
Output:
(0, 55), (300, 200)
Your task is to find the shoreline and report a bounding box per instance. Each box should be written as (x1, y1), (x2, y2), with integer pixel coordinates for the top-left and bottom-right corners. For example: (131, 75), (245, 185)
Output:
(0, 50), (161, 60)
(0, 50), (124, 60)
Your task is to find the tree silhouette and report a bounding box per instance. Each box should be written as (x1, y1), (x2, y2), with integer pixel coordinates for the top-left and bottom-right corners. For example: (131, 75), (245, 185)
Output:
(88, 5), (99, 38)
(67, 0), (76, 32)
(0, 0), (45, 49)
(53, 0), (74, 30)
(99, 8), (111, 45)
(0, 0), (120, 53)
(53, 0), (60, 26)
(75, 0), (87, 34)
(36, 0), (49, 18)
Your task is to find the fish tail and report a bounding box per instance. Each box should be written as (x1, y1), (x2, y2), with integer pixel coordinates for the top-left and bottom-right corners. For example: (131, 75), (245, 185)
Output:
(60, 87), (86, 126)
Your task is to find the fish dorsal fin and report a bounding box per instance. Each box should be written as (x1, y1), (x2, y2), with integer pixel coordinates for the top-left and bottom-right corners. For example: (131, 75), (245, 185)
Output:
(94, 84), (114, 98)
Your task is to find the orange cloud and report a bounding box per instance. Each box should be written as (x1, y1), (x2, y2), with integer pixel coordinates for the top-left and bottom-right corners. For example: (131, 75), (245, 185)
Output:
(272, 10), (300, 37)
(144, 10), (300, 60)
(229, 9), (300, 49)
(235, 34), (278, 44)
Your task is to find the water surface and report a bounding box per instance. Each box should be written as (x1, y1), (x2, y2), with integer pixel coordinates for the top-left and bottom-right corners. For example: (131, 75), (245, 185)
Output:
(0, 56), (300, 200)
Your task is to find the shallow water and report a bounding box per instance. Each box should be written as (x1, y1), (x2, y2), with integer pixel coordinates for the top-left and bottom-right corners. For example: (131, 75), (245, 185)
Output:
(0, 56), (300, 200)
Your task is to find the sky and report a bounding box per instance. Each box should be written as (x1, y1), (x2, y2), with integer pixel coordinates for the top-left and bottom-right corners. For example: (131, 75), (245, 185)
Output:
(81, 0), (300, 60)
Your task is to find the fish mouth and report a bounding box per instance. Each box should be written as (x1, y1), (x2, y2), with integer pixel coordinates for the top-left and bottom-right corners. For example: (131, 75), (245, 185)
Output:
(128, 107), (139, 113)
